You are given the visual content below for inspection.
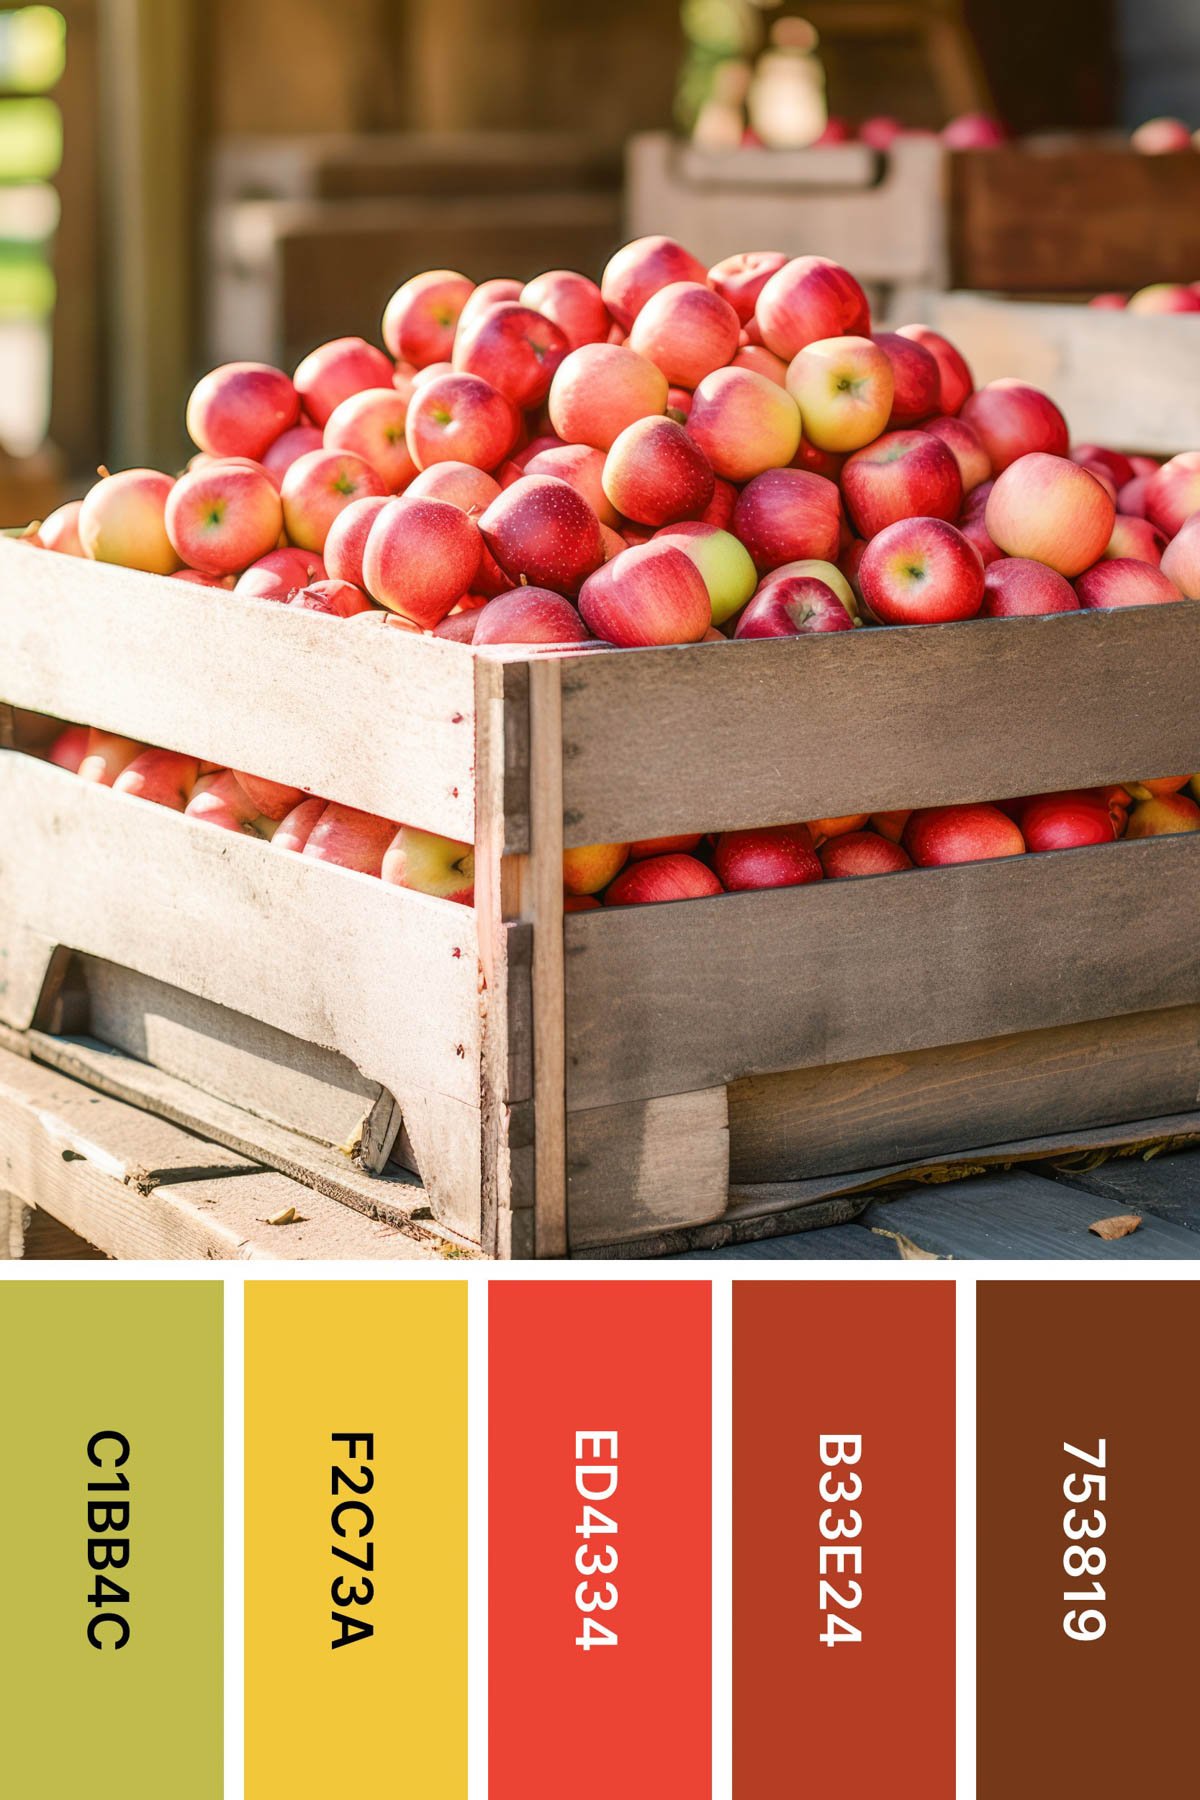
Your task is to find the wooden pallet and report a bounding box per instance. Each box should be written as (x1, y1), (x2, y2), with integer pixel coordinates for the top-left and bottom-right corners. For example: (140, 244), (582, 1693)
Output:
(3, 539), (1200, 1258)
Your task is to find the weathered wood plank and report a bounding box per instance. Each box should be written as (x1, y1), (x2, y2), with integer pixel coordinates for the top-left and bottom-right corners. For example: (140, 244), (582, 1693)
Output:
(567, 1086), (729, 1250)
(565, 836), (1200, 1109)
(0, 537), (477, 836)
(681, 1221), (898, 1261)
(557, 603), (1200, 846)
(728, 1006), (1200, 1185)
(527, 657), (568, 1257)
(1050, 1148), (1200, 1234)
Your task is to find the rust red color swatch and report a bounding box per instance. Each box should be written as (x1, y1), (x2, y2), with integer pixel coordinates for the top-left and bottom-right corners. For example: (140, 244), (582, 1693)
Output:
(733, 1280), (956, 1798)
(977, 1280), (1199, 1798)
(489, 1281), (711, 1799)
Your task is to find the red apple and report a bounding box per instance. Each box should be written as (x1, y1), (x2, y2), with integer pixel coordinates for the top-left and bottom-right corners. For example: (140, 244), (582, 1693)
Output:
(600, 235), (709, 331)
(982, 556), (1080, 616)
(814, 116), (854, 145)
(186, 361), (300, 460)
(859, 516), (984, 625)
(293, 337), (396, 427)
(578, 541), (711, 647)
(602, 416), (714, 527)
(479, 474), (604, 595)
(985, 453), (1115, 576)
(628, 833), (704, 860)
(280, 447), (387, 552)
(78, 729), (145, 786)
(273, 796), (327, 854)
(895, 324), (974, 415)
(1145, 452), (1200, 535)
(841, 429), (962, 536)
(922, 414), (990, 492)
(323, 387), (415, 492)
(362, 494), (482, 626)
(783, 335), (893, 452)
(457, 279), (524, 337)
(405, 460), (502, 516)
(472, 587), (590, 645)
(755, 256), (871, 360)
(731, 343), (789, 385)
(699, 476), (738, 529)
(288, 578), (374, 618)
(404, 371), (520, 473)
(859, 115), (903, 150)
(453, 301), (569, 409)
(708, 250), (789, 322)
(165, 460), (283, 575)
(768, 556), (858, 621)
(185, 769), (277, 839)
(1117, 475), (1151, 517)
(46, 724), (89, 771)
(903, 803), (1025, 865)
(714, 823), (822, 890)
(942, 112), (1007, 148)
(322, 494), (390, 586)
(733, 574), (855, 637)
(113, 748), (200, 811)
(1074, 557), (1183, 609)
(628, 281), (740, 388)
(382, 269), (474, 368)
(1013, 790), (1116, 851)
(960, 380), (1069, 473)
(261, 424), (324, 485)
(547, 342), (668, 451)
(1124, 792), (1200, 836)
(524, 442), (619, 526)
(1131, 116), (1193, 154)
(519, 270), (610, 350)
(873, 329), (940, 426)
(732, 468), (843, 571)
(1071, 444), (1135, 489)
(301, 803), (398, 876)
(382, 826), (475, 902)
(1131, 282), (1200, 315)
(1103, 514), (1166, 564)
(234, 545), (325, 601)
(230, 771), (305, 821)
(604, 852), (723, 905)
(1090, 292), (1128, 310)
(37, 498), (85, 555)
(820, 831), (913, 876)
(79, 469), (180, 575)
(1160, 515), (1200, 596)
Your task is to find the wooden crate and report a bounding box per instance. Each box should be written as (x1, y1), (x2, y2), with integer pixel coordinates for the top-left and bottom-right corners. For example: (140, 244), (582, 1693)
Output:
(3, 539), (1200, 1258)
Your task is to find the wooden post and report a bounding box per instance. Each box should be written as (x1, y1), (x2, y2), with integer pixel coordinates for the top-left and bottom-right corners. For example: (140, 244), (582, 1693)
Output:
(526, 658), (567, 1257)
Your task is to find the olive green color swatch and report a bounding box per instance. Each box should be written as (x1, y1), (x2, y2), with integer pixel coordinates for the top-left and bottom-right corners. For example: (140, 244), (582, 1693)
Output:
(0, 1280), (222, 1797)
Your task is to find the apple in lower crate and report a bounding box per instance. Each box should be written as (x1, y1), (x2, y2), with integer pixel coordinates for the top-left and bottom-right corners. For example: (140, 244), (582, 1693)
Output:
(78, 730), (146, 786)
(523, 443), (619, 525)
(286, 803), (396, 876)
(985, 454), (1115, 577)
(1127, 776), (1190, 799)
(982, 556), (1080, 616)
(293, 337), (395, 428)
(600, 235), (708, 332)
(185, 770), (277, 839)
(859, 517), (984, 624)
(382, 826), (475, 903)
(578, 541), (711, 647)
(652, 522), (757, 625)
(1144, 452), (1200, 536)
(1103, 514), (1166, 564)
(289, 579), (374, 618)
(547, 343), (668, 452)
(754, 256), (871, 361)
(228, 771), (305, 821)
(602, 417), (714, 526)
(873, 330), (939, 426)
(604, 852), (723, 905)
(782, 335), (892, 452)
(453, 302), (569, 410)
(1074, 557), (1182, 609)
(363, 494), (483, 627)
(894, 325), (974, 416)
(733, 574), (854, 637)
(113, 749), (201, 811)
(273, 795), (327, 853)
(324, 388), (416, 493)
(708, 251), (788, 323)
(629, 833), (704, 859)
(78, 469), (180, 575)
(1013, 790), (1116, 851)
(235, 545), (325, 601)
(959, 380), (1068, 473)
(164, 460), (283, 575)
(261, 425), (323, 485)
(472, 588), (591, 645)
(732, 468), (842, 571)
(841, 430), (962, 536)
(820, 832), (913, 877)
(562, 841), (630, 896)
(627, 281), (741, 389)
(186, 361), (300, 461)
(382, 269), (474, 368)
(564, 894), (602, 912)
(519, 270), (610, 350)
(923, 415), (990, 492)
(903, 803), (1025, 866)
(281, 448), (387, 552)
(713, 824), (822, 890)
(685, 366), (801, 480)
(1160, 516), (1200, 595)
(1089, 292), (1127, 310)
(46, 724), (88, 772)
(38, 499), (85, 555)
(871, 809), (911, 842)
(322, 495), (389, 586)
(806, 814), (870, 845)
(479, 474), (604, 595)
(1124, 793), (1200, 837)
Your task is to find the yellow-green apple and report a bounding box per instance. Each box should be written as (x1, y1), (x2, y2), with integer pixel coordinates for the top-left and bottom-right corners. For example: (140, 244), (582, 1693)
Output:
(708, 250), (788, 322)
(38, 498), (85, 555)
(732, 467), (842, 570)
(683, 366), (800, 481)
(363, 494), (483, 626)
(562, 841), (630, 895)
(479, 473), (604, 594)
(982, 555), (1080, 615)
(382, 270), (474, 368)
(186, 361), (299, 460)
(1160, 515), (1200, 595)
(960, 379), (1068, 472)
(273, 795), (326, 853)
(322, 494), (389, 586)
(732, 343), (789, 385)
(1103, 514), (1166, 563)
(768, 556), (858, 620)
(457, 278), (523, 335)
(985, 453), (1115, 576)
(873, 329), (940, 425)
(652, 521), (757, 624)
(755, 256), (871, 360)
(1131, 116), (1193, 153)
(1126, 776), (1189, 798)
(382, 825), (475, 902)
(1145, 451), (1200, 535)
(235, 545), (325, 601)
(1012, 790), (1115, 851)
(1071, 444), (1135, 488)
(324, 387), (415, 492)
(1125, 792), (1200, 836)
(79, 469), (180, 575)
(806, 813), (870, 844)
(895, 324), (973, 415)
(627, 280), (740, 388)
(261, 424), (323, 485)
(600, 235), (708, 331)
(841, 429), (963, 536)
(1117, 475), (1151, 517)
(859, 516), (984, 624)
(293, 336), (395, 427)
(112, 749), (199, 810)
(604, 852), (723, 904)
(298, 803), (398, 875)
(820, 831), (913, 876)
(281, 448), (387, 552)
(903, 803), (1025, 865)
(733, 572), (855, 637)
(185, 769), (277, 838)
(164, 460), (283, 575)
(714, 824), (822, 889)
(870, 810), (911, 842)
(578, 540), (711, 646)
(524, 442), (620, 525)
(472, 587), (591, 645)
(405, 460), (502, 515)
(289, 578), (374, 617)
(547, 342), (668, 451)
(231, 771), (305, 820)
(519, 270), (610, 349)
(923, 414), (990, 492)
(942, 112), (1007, 147)
(602, 416), (714, 526)
(784, 335), (892, 451)
(628, 833), (704, 860)
(453, 301), (568, 410)
(404, 371), (520, 472)
(1074, 556), (1182, 609)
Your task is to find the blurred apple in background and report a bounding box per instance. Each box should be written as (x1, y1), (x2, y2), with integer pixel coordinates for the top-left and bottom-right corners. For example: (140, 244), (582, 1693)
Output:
(1130, 116), (1194, 154)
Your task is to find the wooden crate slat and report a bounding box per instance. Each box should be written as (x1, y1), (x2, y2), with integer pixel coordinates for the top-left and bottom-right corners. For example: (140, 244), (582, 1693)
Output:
(0, 539), (477, 838)
(556, 604), (1200, 847)
(566, 1086), (729, 1250)
(564, 835), (1200, 1110)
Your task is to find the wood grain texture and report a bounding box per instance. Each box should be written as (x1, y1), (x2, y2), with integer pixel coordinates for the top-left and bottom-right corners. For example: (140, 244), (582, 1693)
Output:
(527, 657), (568, 1257)
(728, 1006), (1200, 1184)
(557, 603), (1200, 846)
(1050, 1148), (1200, 1234)
(0, 539), (477, 837)
(565, 836), (1200, 1109)
(566, 1086), (729, 1249)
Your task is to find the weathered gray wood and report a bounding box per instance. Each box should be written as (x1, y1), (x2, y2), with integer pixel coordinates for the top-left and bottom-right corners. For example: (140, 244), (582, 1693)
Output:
(565, 836), (1200, 1109)
(567, 1086), (729, 1249)
(556, 603), (1200, 846)
(583, 1194), (870, 1259)
(0, 537), (477, 837)
(1051, 1148), (1200, 1234)
(0, 1189), (31, 1259)
(728, 1006), (1200, 1184)
(863, 1170), (1200, 1260)
(527, 657), (568, 1257)
(680, 1221), (898, 1261)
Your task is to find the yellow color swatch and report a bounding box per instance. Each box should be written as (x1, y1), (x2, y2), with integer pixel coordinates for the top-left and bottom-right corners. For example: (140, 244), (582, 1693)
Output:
(245, 1280), (467, 1797)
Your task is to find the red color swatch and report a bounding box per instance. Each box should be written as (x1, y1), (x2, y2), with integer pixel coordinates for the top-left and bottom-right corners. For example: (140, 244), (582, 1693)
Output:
(734, 1280), (956, 1797)
(490, 1281), (711, 1798)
